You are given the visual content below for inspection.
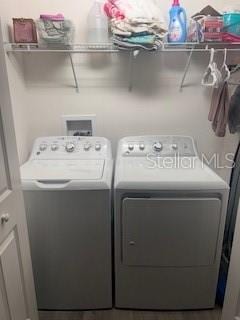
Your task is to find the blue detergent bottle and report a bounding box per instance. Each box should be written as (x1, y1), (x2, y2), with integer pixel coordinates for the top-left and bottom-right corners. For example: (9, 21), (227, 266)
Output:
(168, 0), (187, 43)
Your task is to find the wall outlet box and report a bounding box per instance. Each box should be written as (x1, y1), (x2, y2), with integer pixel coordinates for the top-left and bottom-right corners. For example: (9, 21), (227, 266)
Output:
(62, 115), (96, 137)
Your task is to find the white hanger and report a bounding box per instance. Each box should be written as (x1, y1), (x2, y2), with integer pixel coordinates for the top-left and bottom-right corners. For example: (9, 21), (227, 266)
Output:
(202, 48), (222, 88)
(221, 48), (231, 82)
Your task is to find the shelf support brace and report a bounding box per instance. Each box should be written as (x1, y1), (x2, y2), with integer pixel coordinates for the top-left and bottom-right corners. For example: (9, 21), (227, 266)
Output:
(179, 47), (194, 92)
(128, 50), (139, 92)
(69, 53), (79, 93)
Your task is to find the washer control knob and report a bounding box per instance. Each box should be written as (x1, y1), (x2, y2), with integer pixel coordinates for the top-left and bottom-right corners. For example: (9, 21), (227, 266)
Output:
(172, 144), (178, 151)
(128, 144), (134, 151)
(65, 143), (75, 153)
(153, 142), (163, 152)
(139, 143), (145, 151)
(39, 144), (47, 151)
(95, 143), (101, 151)
(84, 143), (91, 151)
(51, 144), (58, 151)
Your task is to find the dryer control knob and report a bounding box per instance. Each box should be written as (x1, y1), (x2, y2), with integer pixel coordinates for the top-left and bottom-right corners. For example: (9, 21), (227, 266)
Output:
(39, 144), (47, 151)
(153, 142), (163, 152)
(139, 144), (145, 151)
(65, 143), (75, 153)
(172, 144), (178, 150)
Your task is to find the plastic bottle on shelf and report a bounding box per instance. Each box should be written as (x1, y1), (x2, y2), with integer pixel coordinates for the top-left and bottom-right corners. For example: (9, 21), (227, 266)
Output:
(168, 0), (187, 43)
(87, 0), (109, 44)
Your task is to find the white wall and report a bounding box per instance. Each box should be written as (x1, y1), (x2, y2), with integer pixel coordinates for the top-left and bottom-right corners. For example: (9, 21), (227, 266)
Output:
(2, 0), (240, 181)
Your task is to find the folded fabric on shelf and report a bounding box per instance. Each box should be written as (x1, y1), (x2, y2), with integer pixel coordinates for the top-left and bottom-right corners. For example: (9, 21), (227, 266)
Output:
(40, 14), (65, 21)
(113, 34), (162, 51)
(104, 0), (167, 51)
(111, 18), (166, 37)
(118, 34), (159, 44)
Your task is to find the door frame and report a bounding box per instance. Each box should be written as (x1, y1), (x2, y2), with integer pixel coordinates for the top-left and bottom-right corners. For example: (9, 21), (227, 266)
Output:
(221, 200), (240, 320)
(0, 18), (38, 320)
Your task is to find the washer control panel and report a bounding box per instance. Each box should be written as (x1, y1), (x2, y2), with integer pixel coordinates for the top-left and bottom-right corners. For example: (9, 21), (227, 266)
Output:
(30, 136), (111, 160)
(120, 136), (197, 157)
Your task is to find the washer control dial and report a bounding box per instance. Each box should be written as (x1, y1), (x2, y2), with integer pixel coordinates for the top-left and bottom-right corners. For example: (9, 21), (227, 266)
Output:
(51, 144), (58, 151)
(128, 144), (134, 151)
(139, 143), (145, 151)
(84, 143), (91, 151)
(153, 142), (163, 152)
(39, 144), (47, 151)
(172, 144), (178, 151)
(65, 143), (75, 153)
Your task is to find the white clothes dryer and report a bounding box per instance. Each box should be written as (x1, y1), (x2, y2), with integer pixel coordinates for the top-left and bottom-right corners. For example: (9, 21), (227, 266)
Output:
(21, 136), (113, 310)
(114, 135), (229, 310)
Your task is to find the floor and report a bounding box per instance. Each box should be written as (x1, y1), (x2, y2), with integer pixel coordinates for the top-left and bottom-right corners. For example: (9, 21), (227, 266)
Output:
(39, 308), (221, 320)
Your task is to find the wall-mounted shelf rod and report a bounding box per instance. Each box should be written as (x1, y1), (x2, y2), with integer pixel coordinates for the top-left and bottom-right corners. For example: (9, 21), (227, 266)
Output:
(229, 82), (240, 86)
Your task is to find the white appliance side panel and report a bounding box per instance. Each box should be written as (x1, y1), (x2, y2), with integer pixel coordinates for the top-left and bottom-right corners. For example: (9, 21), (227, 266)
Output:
(122, 198), (221, 267)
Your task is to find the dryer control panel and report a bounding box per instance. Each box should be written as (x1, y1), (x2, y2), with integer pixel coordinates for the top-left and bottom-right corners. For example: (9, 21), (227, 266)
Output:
(119, 136), (197, 157)
(30, 136), (112, 160)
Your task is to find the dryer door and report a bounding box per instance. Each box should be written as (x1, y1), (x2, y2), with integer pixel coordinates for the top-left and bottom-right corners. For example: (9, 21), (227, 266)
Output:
(122, 197), (221, 267)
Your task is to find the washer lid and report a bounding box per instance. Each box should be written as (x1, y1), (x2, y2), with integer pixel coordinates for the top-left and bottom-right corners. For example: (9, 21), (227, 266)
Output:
(21, 159), (105, 181)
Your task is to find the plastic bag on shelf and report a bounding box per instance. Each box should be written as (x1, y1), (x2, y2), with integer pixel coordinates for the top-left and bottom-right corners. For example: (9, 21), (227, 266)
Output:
(36, 17), (74, 47)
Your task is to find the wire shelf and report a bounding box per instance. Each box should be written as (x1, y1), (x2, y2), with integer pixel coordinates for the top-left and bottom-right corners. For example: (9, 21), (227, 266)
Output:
(5, 41), (240, 93)
(5, 42), (240, 53)
(5, 42), (118, 53)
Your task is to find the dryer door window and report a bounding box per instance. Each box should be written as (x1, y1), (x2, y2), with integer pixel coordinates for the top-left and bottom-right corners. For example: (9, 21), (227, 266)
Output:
(122, 197), (221, 267)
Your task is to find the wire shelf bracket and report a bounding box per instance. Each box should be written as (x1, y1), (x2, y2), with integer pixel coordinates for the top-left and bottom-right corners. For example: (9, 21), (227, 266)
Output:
(179, 48), (194, 92)
(68, 53), (79, 93)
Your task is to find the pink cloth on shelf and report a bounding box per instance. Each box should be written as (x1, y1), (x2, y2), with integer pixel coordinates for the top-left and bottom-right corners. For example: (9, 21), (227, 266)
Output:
(40, 14), (65, 21)
(104, 1), (125, 20)
(104, 0), (165, 22)
(104, 0), (137, 20)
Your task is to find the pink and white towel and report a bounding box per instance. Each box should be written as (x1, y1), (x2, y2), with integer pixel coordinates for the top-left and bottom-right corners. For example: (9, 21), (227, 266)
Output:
(104, 0), (165, 23)
(104, 0), (167, 37)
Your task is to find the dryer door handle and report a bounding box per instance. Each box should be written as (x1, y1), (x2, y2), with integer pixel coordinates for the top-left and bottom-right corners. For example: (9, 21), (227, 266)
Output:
(35, 180), (71, 190)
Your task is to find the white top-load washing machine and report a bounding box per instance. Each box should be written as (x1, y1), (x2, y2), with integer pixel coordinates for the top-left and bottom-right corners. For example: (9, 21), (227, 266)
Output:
(114, 136), (229, 310)
(21, 136), (113, 310)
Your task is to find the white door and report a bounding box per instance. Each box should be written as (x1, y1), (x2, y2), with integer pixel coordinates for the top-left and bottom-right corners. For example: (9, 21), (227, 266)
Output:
(0, 21), (38, 320)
